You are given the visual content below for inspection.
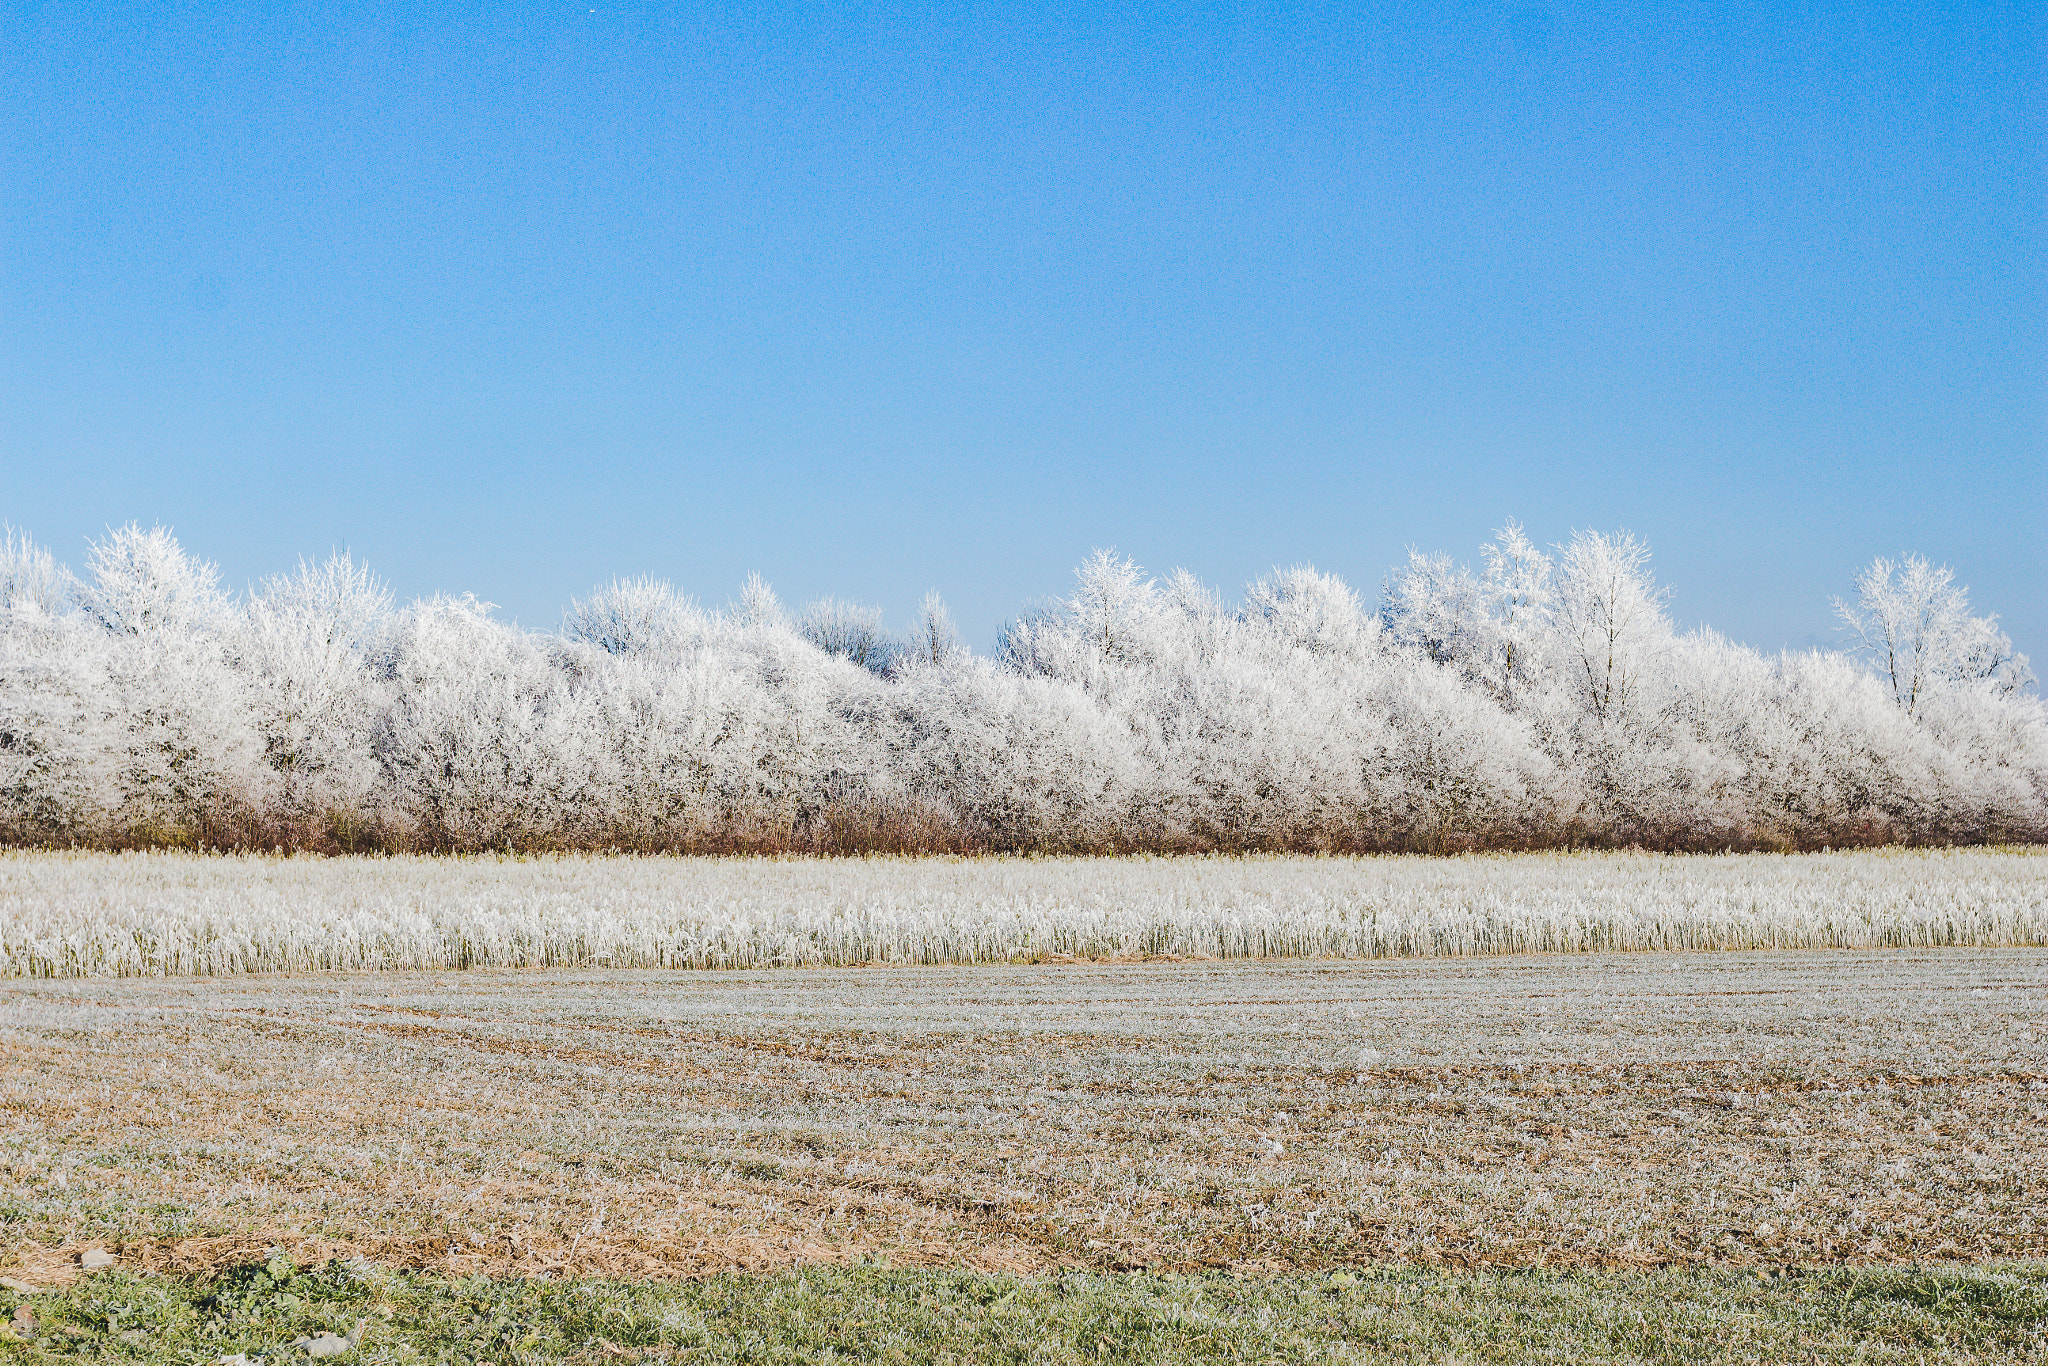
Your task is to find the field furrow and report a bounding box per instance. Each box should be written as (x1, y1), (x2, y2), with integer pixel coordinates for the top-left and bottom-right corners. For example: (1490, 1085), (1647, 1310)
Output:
(2, 950), (2043, 1283)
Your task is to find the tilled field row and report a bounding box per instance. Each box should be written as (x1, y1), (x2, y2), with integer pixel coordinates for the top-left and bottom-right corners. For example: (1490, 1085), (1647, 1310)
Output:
(1, 950), (2044, 1281)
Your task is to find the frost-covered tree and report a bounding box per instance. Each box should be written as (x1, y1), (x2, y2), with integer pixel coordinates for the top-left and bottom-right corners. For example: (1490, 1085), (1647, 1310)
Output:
(74, 526), (263, 836)
(1013, 550), (1160, 673)
(798, 597), (889, 672)
(1380, 522), (1553, 705)
(901, 591), (964, 671)
(564, 577), (704, 658)
(565, 577), (893, 847)
(1244, 566), (1376, 661)
(1550, 530), (1670, 727)
(733, 573), (787, 632)
(75, 524), (229, 638)
(238, 554), (392, 826)
(1381, 550), (1487, 671)
(1477, 520), (1554, 705)
(1835, 554), (2035, 714)
(887, 657), (1142, 849)
(0, 520), (2039, 852)
(0, 527), (66, 617)
(376, 595), (595, 848)
(0, 530), (109, 836)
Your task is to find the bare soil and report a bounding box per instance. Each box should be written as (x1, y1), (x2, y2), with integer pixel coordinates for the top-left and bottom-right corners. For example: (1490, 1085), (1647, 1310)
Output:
(2, 950), (2044, 1282)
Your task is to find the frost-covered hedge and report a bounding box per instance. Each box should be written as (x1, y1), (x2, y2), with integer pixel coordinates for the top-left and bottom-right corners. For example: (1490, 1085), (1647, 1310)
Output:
(0, 523), (2040, 853)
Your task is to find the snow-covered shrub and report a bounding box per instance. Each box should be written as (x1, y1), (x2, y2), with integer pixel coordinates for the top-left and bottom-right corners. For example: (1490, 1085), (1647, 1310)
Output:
(0, 521), (2036, 852)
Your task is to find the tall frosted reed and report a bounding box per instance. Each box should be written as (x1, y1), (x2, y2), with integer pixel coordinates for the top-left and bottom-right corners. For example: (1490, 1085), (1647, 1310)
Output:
(1, 848), (2041, 977)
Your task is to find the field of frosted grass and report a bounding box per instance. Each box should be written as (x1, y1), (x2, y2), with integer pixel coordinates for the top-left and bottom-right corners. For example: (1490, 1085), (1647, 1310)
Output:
(1, 847), (2044, 977)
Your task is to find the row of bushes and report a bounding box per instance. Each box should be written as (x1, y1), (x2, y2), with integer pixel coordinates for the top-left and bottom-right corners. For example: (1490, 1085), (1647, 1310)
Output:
(0, 523), (2039, 853)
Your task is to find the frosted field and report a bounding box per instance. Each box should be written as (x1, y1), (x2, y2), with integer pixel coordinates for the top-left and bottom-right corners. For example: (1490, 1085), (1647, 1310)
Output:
(1, 847), (2046, 977)
(1, 951), (2043, 1279)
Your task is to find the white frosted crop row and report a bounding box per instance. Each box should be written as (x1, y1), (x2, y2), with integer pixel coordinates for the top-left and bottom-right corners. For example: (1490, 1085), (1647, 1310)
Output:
(0, 847), (2042, 977)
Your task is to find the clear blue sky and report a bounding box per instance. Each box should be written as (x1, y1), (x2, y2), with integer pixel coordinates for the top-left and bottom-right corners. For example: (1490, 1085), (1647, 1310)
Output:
(4, 0), (2041, 659)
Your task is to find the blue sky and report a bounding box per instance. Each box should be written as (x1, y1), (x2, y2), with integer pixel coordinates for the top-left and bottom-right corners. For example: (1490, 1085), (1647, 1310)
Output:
(3, 0), (2040, 659)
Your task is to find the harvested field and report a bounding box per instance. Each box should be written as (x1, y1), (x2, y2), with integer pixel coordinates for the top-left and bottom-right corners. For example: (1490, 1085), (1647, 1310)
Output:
(2, 949), (2044, 1284)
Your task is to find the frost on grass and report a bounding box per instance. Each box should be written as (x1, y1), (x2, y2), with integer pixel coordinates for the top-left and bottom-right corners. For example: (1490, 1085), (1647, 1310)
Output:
(0, 951), (2042, 1281)
(0, 847), (2044, 976)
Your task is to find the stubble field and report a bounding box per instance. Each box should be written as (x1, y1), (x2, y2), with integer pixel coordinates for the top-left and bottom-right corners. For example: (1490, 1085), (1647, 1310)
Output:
(3, 948), (2044, 1288)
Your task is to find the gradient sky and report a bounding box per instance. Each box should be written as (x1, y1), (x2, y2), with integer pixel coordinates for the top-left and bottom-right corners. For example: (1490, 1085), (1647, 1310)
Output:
(3, 0), (2041, 660)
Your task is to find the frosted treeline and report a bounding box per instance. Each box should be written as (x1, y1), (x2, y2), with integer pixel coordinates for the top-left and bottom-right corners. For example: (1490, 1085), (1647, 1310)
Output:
(0, 522), (2040, 853)
(2, 848), (2041, 976)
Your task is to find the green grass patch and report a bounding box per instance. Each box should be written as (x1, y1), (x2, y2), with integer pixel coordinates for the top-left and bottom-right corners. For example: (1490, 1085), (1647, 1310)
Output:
(1, 1258), (2044, 1363)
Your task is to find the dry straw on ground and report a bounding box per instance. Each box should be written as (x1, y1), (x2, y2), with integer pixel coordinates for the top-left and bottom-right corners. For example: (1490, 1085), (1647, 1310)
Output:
(2, 950), (2043, 1282)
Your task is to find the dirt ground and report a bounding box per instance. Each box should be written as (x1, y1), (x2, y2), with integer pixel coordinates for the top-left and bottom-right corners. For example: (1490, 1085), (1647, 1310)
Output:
(1, 950), (2043, 1282)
